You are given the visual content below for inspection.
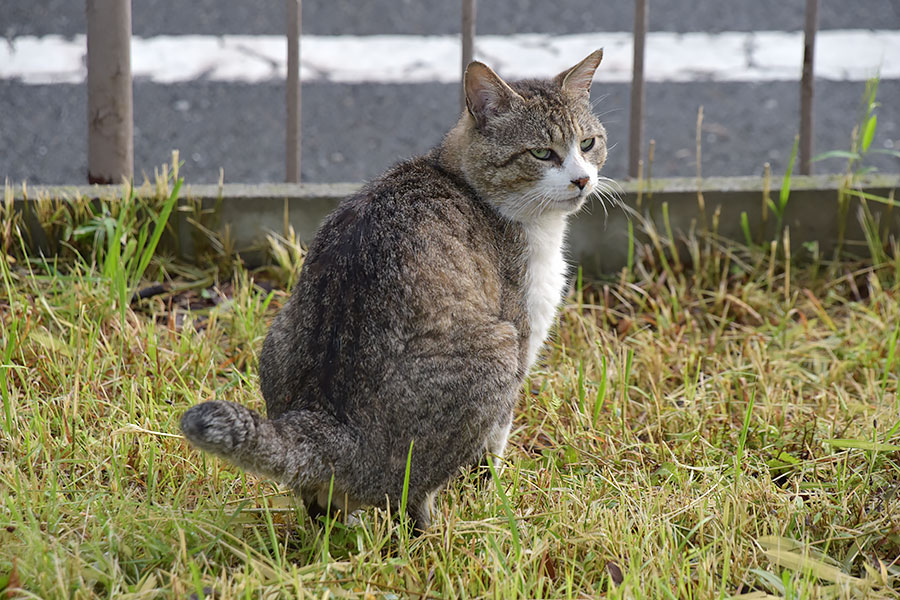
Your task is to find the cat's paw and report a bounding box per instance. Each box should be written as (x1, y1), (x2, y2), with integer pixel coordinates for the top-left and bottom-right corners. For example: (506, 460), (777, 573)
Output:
(180, 401), (257, 454)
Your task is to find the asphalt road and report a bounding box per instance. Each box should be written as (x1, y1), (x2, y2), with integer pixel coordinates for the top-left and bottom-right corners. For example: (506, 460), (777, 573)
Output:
(7, 0), (900, 36)
(2, 1), (899, 185)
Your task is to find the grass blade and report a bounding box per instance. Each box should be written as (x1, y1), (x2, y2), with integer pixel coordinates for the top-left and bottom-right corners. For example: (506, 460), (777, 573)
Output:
(592, 353), (608, 428)
(758, 536), (863, 586)
(131, 177), (182, 290)
(824, 438), (900, 452)
(400, 439), (414, 527)
(487, 458), (520, 559)
(734, 389), (755, 486)
(861, 114), (877, 153)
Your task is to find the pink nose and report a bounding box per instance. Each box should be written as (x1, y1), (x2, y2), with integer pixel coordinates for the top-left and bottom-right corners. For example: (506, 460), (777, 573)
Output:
(571, 177), (589, 190)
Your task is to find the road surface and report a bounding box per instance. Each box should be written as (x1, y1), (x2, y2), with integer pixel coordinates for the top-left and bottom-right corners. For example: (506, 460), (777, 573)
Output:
(2, 0), (898, 185)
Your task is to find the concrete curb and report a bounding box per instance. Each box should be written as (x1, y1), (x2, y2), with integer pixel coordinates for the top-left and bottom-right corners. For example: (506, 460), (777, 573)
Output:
(12, 174), (899, 276)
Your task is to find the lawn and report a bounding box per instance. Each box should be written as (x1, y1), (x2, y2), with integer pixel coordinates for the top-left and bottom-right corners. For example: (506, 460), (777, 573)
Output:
(0, 176), (898, 599)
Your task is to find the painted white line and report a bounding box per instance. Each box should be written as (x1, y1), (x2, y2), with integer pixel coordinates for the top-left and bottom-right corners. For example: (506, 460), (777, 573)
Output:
(2, 30), (898, 85)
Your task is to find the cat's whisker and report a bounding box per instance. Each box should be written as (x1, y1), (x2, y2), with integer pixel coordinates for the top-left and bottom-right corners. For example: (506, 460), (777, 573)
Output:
(580, 198), (594, 216)
(592, 183), (614, 206)
(584, 176), (629, 226)
(580, 194), (608, 226)
(593, 106), (623, 119)
(507, 190), (549, 222)
(597, 175), (624, 192)
(581, 196), (601, 221)
(618, 202), (641, 223)
(589, 93), (611, 110)
(597, 193), (610, 220)
(529, 196), (553, 220)
(596, 177), (625, 206)
(598, 191), (623, 220)
(515, 190), (543, 216)
(598, 182), (636, 224)
(525, 189), (560, 220)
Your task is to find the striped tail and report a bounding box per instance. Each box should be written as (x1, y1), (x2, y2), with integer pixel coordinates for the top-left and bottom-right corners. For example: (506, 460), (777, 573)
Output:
(180, 400), (336, 489)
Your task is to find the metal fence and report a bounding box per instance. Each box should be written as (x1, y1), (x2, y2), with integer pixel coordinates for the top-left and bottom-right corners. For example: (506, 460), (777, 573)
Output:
(84, 0), (822, 185)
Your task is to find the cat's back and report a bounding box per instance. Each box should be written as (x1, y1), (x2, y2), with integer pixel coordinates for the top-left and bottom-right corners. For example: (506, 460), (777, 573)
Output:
(307, 154), (514, 306)
(260, 154), (526, 419)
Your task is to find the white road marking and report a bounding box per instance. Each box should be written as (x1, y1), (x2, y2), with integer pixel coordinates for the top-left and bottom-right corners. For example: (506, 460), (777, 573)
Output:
(2, 30), (898, 85)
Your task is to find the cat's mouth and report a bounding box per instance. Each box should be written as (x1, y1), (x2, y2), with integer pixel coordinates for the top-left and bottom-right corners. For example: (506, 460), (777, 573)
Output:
(570, 186), (595, 202)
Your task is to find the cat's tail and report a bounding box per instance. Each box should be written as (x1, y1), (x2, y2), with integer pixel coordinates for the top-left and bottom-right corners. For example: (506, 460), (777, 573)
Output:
(180, 400), (342, 489)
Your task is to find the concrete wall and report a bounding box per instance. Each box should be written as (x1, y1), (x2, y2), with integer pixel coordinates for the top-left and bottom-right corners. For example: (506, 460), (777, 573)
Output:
(12, 174), (899, 277)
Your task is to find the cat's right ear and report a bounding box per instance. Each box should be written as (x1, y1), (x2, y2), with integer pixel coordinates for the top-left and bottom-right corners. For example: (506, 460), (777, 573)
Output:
(464, 62), (521, 129)
(554, 49), (604, 96)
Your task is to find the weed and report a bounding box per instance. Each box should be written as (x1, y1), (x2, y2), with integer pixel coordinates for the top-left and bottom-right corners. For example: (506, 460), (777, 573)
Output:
(1, 154), (899, 598)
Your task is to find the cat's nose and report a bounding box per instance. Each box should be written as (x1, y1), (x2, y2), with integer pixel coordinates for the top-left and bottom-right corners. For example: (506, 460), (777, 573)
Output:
(571, 176), (589, 190)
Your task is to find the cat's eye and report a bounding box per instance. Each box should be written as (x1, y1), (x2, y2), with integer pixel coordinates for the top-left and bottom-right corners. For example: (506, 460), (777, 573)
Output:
(580, 137), (595, 152)
(529, 148), (553, 160)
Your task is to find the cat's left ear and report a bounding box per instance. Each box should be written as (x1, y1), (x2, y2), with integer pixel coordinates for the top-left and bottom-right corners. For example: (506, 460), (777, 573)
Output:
(555, 49), (604, 95)
(464, 61), (522, 129)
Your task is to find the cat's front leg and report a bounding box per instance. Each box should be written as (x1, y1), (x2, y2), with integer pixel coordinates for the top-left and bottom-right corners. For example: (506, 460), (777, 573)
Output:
(484, 411), (513, 469)
(300, 488), (328, 520)
(469, 409), (514, 485)
(409, 491), (436, 534)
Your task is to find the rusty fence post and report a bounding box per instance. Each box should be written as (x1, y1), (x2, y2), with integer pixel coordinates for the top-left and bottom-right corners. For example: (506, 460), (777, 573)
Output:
(86, 0), (134, 184)
(461, 0), (477, 111)
(628, 0), (648, 179)
(286, 0), (302, 183)
(799, 0), (819, 175)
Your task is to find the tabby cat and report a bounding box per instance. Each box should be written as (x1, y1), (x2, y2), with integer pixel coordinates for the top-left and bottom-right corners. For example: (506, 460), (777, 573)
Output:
(181, 49), (609, 530)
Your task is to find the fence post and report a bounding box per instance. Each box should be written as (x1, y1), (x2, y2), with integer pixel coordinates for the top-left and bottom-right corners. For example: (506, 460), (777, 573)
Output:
(286, 0), (302, 183)
(85, 0), (133, 184)
(628, 0), (648, 179)
(461, 0), (477, 111)
(799, 0), (819, 175)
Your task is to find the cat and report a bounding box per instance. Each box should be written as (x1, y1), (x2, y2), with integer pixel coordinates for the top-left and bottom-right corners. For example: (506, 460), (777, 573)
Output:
(180, 49), (609, 531)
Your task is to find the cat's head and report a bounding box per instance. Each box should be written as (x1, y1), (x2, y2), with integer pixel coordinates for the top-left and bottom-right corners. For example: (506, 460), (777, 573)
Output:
(446, 50), (609, 223)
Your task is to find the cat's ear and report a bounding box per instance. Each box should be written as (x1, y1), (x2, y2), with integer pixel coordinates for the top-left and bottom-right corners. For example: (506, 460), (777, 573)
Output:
(555, 49), (604, 95)
(464, 61), (522, 129)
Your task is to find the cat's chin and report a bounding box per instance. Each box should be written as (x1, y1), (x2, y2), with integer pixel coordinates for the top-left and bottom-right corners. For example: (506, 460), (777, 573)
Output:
(495, 196), (586, 223)
(544, 194), (587, 216)
(562, 194), (588, 211)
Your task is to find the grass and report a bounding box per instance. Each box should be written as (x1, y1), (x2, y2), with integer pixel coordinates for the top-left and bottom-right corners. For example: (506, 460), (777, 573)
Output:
(1, 169), (899, 599)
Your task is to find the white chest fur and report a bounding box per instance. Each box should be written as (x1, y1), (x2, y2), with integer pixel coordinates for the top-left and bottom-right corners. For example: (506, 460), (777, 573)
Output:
(522, 214), (569, 370)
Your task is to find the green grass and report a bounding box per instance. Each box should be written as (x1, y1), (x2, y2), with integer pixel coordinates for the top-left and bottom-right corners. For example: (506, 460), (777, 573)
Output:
(1, 175), (899, 599)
